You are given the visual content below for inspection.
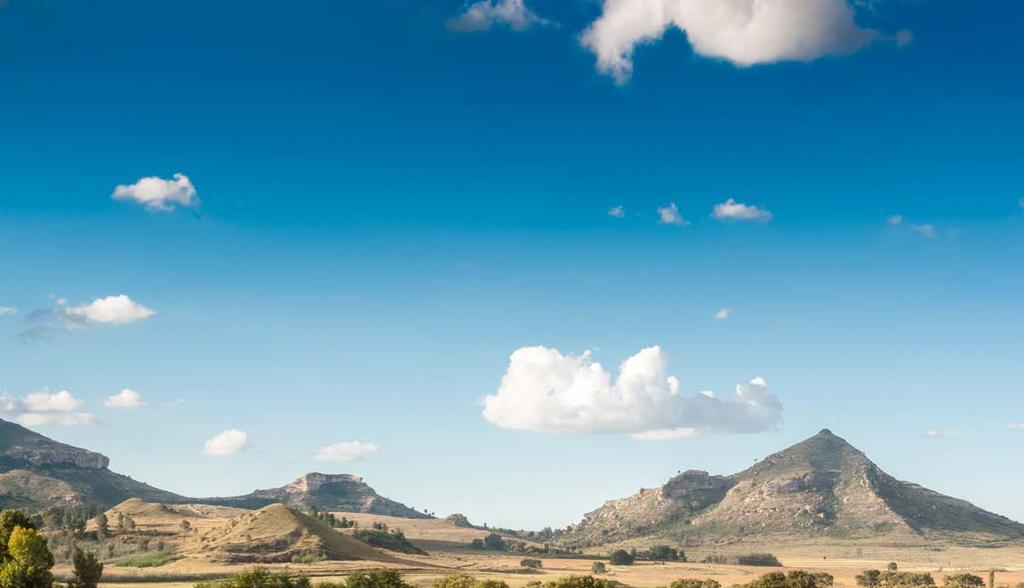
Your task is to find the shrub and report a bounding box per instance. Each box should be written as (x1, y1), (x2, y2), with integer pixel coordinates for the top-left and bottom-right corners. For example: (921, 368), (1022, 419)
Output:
(539, 576), (617, 588)
(889, 564), (899, 572)
(470, 539), (485, 550)
(290, 552), (326, 564)
(483, 533), (506, 551)
(649, 545), (682, 561)
(737, 553), (782, 567)
(345, 569), (412, 588)
(591, 563), (607, 575)
(114, 550), (179, 568)
(856, 571), (935, 588)
(522, 559), (543, 569)
(1, 526), (55, 588)
(68, 547), (104, 588)
(741, 571), (833, 588)
(670, 579), (722, 588)
(608, 550), (634, 566)
(945, 576), (985, 588)
(858, 571), (883, 587)
(195, 567), (311, 588)
(354, 529), (426, 555)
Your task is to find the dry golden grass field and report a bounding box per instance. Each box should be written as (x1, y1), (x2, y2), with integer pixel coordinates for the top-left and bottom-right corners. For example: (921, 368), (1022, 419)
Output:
(62, 502), (1024, 588)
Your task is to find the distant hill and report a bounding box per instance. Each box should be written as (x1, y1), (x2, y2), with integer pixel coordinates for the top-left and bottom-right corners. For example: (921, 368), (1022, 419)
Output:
(0, 418), (185, 511)
(560, 429), (1024, 547)
(200, 473), (431, 518)
(0, 418), (426, 518)
(186, 502), (400, 563)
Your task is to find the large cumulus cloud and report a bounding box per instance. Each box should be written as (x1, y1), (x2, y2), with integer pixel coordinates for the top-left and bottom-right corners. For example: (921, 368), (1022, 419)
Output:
(482, 345), (782, 438)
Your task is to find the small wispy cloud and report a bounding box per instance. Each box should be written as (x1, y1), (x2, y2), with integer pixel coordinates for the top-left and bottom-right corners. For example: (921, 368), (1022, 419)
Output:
(0, 307), (16, 316)
(712, 198), (773, 222)
(607, 205), (626, 218)
(657, 203), (689, 226)
(924, 429), (959, 439)
(1008, 423), (1024, 430)
(447, 0), (549, 32)
(1, 389), (99, 428)
(714, 307), (731, 321)
(19, 294), (155, 342)
(315, 441), (380, 462)
(104, 388), (145, 409)
(888, 214), (939, 238)
(203, 429), (250, 457)
(112, 173), (198, 212)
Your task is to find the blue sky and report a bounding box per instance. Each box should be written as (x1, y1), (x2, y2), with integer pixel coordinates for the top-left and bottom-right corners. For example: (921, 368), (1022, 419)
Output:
(0, 0), (1022, 529)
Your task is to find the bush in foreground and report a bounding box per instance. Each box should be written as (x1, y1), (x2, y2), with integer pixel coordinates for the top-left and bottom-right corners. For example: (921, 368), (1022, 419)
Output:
(526, 576), (618, 588)
(944, 575), (985, 588)
(68, 547), (104, 588)
(856, 570), (936, 588)
(433, 576), (509, 588)
(738, 571), (834, 588)
(196, 567), (312, 588)
(670, 579), (722, 588)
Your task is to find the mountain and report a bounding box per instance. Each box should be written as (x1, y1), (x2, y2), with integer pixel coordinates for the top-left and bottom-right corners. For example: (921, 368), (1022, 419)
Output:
(201, 473), (431, 518)
(0, 418), (426, 518)
(560, 429), (1024, 547)
(0, 418), (185, 511)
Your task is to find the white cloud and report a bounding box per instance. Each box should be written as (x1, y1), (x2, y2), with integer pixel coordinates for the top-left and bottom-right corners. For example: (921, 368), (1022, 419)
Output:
(1008, 423), (1024, 430)
(631, 427), (698, 441)
(608, 205), (626, 218)
(315, 441), (380, 462)
(888, 214), (938, 238)
(924, 429), (959, 439)
(17, 412), (99, 427)
(482, 346), (782, 436)
(1, 389), (98, 427)
(582, 0), (892, 83)
(104, 388), (145, 409)
(448, 0), (549, 32)
(0, 307), (16, 316)
(112, 173), (198, 211)
(66, 295), (156, 325)
(712, 198), (773, 222)
(715, 307), (731, 321)
(22, 390), (83, 412)
(657, 202), (688, 226)
(203, 429), (250, 456)
(908, 223), (936, 238)
(20, 294), (156, 342)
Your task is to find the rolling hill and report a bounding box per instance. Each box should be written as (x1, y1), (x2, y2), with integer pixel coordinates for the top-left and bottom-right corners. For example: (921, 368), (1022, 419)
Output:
(559, 429), (1024, 548)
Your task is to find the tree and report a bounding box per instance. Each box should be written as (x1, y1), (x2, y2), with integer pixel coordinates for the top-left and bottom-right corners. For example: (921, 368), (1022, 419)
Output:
(889, 563), (899, 572)
(68, 547), (104, 588)
(0, 526), (55, 588)
(482, 533), (506, 551)
(345, 569), (411, 588)
(944, 575), (985, 588)
(857, 571), (882, 587)
(608, 549), (634, 565)
(649, 545), (681, 561)
(470, 538), (484, 550)
(988, 571), (994, 588)
(671, 580), (722, 588)
(95, 513), (109, 540)
(0, 510), (36, 561)
(521, 559), (543, 569)
(180, 519), (192, 534)
(590, 563), (607, 575)
(738, 553), (783, 567)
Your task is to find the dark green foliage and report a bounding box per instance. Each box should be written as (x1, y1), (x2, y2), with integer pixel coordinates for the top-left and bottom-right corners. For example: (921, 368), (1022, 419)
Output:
(944, 575), (985, 588)
(68, 547), (104, 588)
(889, 563), (899, 572)
(608, 549), (634, 565)
(648, 545), (683, 561)
(0, 510), (36, 561)
(855, 571), (935, 588)
(483, 533), (506, 551)
(353, 529), (426, 555)
(344, 569), (412, 588)
(194, 567), (311, 588)
(470, 538), (485, 549)
(737, 553), (783, 567)
(521, 559), (543, 569)
(670, 579), (722, 588)
(432, 576), (509, 588)
(534, 576), (617, 588)
(741, 571), (833, 588)
(591, 563), (607, 575)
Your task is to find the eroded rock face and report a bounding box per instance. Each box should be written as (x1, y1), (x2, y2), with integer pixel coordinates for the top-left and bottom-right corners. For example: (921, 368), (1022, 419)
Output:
(2, 444), (110, 469)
